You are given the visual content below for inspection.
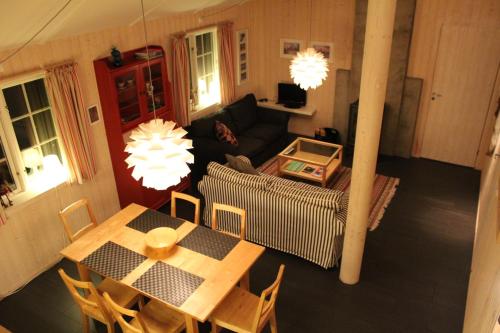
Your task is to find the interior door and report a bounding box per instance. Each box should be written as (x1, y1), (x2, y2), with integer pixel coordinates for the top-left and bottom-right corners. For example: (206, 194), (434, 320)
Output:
(420, 25), (500, 167)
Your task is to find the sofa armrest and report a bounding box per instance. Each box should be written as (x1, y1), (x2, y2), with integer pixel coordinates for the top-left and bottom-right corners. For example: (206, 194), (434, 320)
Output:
(256, 106), (290, 126)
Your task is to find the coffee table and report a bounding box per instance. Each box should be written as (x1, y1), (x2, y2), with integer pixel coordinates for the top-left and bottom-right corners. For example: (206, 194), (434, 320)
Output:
(277, 137), (343, 187)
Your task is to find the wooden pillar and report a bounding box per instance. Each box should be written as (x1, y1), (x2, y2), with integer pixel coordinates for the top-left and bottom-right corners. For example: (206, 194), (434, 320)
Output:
(339, 0), (397, 285)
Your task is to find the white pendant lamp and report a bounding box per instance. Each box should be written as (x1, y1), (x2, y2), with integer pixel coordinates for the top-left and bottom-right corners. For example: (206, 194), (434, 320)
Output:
(125, 119), (193, 190)
(125, 0), (193, 190)
(290, 0), (329, 90)
(290, 47), (328, 90)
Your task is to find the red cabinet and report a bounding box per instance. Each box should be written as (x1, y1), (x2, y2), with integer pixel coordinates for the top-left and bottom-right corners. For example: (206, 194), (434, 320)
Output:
(94, 45), (190, 209)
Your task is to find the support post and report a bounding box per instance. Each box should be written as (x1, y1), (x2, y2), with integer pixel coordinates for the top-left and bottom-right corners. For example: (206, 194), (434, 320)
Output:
(339, 0), (397, 285)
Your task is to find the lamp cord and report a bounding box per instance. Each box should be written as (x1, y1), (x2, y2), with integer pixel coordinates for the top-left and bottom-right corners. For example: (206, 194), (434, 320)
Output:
(0, 0), (73, 66)
(309, 0), (313, 42)
(140, 0), (157, 119)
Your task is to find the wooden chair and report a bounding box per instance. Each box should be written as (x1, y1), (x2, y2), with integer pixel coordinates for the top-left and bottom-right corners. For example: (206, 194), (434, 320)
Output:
(211, 203), (246, 240)
(171, 191), (200, 224)
(58, 269), (141, 333)
(59, 198), (97, 242)
(210, 264), (285, 333)
(103, 292), (185, 333)
(212, 203), (249, 289)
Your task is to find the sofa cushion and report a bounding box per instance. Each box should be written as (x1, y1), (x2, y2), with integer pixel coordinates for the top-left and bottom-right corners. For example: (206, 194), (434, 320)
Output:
(236, 136), (266, 157)
(226, 94), (258, 133)
(190, 110), (236, 138)
(207, 162), (267, 190)
(225, 154), (259, 175)
(241, 123), (284, 142)
(215, 121), (238, 146)
(267, 182), (344, 212)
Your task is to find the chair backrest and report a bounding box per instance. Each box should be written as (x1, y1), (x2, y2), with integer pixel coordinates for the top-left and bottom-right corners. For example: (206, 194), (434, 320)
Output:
(211, 203), (246, 240)
(171, 191), (200, 225)
(59, 198), (97, 242)
(103, 292), (147, 333)
(58, 269), (112, 324)
(251, 264), (285, 333)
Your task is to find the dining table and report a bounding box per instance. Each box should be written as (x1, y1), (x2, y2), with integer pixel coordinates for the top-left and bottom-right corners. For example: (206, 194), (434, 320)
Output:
(60, 203), (265, 333)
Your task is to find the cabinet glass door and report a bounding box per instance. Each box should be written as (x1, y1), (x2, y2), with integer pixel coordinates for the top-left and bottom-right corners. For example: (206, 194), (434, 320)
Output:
(114, 71), (140, 125)
(143, 63), (165, 113)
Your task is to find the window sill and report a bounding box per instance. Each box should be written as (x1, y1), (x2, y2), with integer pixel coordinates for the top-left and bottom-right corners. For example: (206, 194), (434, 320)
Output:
(5, 179), (69, 215)
(190, 103), (221, 121)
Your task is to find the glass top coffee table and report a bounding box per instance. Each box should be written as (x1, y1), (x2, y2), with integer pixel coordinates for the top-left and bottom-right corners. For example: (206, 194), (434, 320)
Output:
(277, 137), (343, 187)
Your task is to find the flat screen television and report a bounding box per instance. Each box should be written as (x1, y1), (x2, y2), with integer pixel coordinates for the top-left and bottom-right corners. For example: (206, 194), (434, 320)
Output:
(277, 83), (307, 108)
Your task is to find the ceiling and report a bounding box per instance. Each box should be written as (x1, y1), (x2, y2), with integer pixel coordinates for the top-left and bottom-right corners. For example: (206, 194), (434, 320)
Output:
(0, 0), (239, 51)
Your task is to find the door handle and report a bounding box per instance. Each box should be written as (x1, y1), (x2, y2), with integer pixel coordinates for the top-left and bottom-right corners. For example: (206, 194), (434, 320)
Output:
(431, 92), (443, 100)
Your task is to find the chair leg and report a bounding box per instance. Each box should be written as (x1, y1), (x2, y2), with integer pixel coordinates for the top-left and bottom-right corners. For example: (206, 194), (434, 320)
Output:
(80, 312), (90, 333)
(211, 321), (220, 333)
(269, 310), (278, 333)
(106, 322), (115, 333)
(239, 271), (250, 291)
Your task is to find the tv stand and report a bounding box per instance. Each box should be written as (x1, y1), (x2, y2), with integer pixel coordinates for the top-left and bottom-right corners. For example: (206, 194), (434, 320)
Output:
(257, 100), (316, 116)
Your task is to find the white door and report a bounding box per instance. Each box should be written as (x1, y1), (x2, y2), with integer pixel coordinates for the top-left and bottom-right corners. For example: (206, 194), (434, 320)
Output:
(420, 25), (500, 167)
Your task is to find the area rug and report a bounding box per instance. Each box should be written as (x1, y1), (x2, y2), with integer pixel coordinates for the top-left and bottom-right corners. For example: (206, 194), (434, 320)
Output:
(257, 156), (400, 231)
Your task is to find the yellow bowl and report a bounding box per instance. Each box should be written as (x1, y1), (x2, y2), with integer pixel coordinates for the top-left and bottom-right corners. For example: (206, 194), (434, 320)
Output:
(144, 227), (177, 259)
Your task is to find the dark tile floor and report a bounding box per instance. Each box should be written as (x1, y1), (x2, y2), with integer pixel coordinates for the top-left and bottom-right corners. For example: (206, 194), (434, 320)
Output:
(0, 156), (479, 333)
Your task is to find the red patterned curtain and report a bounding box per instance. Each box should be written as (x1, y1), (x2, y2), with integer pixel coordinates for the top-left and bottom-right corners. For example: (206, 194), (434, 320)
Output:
(172, 34), (191, 126)
(46, 63), (97, 184)
(218, 22), (236, 105)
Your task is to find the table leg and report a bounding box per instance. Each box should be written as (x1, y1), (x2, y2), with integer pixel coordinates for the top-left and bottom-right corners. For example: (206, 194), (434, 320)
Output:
(77, 263), (91, 296)
(240, 271), (250, 291)
(185, 314), (199, 333)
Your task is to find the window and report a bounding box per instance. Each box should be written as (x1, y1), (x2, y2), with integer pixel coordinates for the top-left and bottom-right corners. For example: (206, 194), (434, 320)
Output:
(0, 75), (67, 197)
(186, 28), (221, 112)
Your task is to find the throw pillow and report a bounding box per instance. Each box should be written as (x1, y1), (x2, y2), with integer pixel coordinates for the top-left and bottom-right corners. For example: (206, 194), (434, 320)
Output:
(225, 154), (259, 175)
(214, 120), (238, 146)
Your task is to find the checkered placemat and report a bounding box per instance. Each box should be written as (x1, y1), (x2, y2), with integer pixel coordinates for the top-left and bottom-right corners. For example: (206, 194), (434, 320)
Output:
(178, 226), (240, 260)
(127, 209), (184, 233)
(81, 241), (146, 280)
(132, 262), (204, 307)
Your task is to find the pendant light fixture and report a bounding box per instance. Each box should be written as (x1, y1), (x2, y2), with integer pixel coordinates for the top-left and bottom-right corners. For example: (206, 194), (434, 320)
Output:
(289, 0), (329, 90)
(125, 0), (194, 191)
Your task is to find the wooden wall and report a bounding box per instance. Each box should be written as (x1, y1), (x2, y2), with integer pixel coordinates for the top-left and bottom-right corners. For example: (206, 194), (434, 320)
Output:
(463, 142), (500, 332)
(0, 0), (356, 297)
(0, 2), (241, 297)
(408, 0), (500, 159)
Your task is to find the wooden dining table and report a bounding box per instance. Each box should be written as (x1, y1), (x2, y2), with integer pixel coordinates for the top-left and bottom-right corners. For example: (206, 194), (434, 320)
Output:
(60, 203), (265, 333)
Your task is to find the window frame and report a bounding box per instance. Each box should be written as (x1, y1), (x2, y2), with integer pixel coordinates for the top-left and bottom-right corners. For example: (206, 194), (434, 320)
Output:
(186, 26), (221, 117)
(0, 71), (68, 197)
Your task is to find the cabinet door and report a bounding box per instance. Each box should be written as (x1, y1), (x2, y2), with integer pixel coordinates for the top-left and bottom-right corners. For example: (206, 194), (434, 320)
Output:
(142, 62), (167, 115)
(113, 70), (142, 128)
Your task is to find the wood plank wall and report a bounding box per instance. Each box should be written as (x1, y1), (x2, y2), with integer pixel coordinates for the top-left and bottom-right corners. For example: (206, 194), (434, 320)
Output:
(408, 0), (500, 160)
(0, 0), (356, 297)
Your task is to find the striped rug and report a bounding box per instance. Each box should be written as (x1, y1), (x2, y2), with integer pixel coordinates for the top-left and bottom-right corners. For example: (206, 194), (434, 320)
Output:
(257, 156), (400, 230)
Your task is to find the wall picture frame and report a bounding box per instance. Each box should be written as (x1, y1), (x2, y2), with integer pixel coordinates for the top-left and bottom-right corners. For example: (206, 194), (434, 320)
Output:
(87, 105), (100, 125)
(280, 39), (303, 59)
(310, 41), (334, 63)
(236, 29), (249, 85)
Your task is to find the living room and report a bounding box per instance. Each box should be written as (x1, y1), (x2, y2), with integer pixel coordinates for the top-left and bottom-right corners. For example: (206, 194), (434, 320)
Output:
(0, 0), (498, 332)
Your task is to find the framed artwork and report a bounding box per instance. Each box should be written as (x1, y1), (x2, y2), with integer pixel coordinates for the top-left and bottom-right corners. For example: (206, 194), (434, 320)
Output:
(280, 39), (303, 59)
(236, 29), (249, 85)
(310, 41), (334, 63)
(87, 105), (100, 125)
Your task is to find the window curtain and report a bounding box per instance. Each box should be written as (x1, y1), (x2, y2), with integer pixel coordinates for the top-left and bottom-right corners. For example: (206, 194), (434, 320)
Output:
(172, 34), (191, 127)
(45, 63), (97, 184)
(218, 22), (236, 106)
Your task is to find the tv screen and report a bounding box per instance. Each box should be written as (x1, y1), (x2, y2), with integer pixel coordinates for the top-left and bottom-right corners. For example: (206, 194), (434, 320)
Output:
(278, 83), (307, 107)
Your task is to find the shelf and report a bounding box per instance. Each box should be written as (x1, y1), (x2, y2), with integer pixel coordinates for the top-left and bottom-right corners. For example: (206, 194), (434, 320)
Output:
(257, 100), (316, 116)
(117, 85), (137, 94)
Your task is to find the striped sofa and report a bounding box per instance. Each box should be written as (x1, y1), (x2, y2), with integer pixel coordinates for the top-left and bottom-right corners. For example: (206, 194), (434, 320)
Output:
(198, 157), (347, 268)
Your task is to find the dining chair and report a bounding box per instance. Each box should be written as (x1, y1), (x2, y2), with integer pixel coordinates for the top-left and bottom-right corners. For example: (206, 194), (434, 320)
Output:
(171, 191), (200, 225)
(59, 198), (97, 242)
(103, 292), (185, 333)
(211, 203), (246, 240)
(210, 264), (285, 333)
(58, 268), (141, 333)
(211, 202), (250, 290)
